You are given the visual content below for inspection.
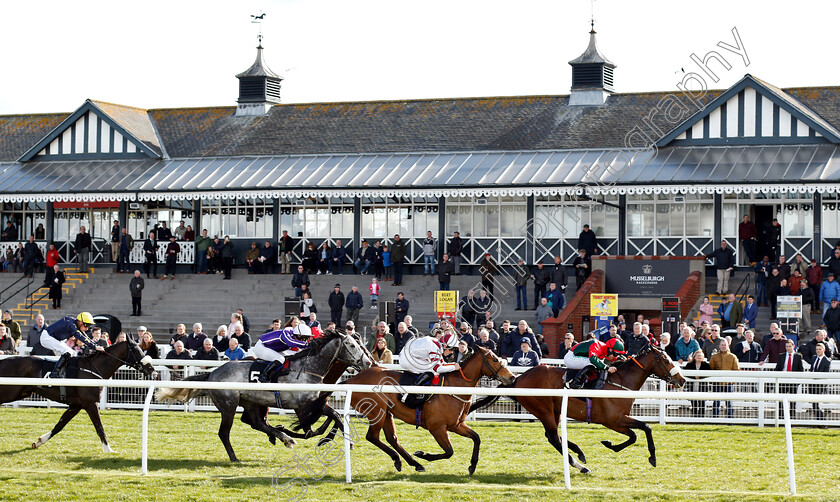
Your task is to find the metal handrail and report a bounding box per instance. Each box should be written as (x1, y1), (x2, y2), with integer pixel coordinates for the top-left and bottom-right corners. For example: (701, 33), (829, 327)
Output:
(734, 272), (752, 303)
(0, 275), (35, 309)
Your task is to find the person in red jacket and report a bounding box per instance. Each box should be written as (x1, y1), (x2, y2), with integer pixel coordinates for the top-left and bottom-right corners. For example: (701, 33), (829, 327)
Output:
(42, 243), (60, 287)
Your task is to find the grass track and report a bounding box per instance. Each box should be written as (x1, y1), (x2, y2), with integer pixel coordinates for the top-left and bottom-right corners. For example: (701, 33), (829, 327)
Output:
(0, 407), (838, 501)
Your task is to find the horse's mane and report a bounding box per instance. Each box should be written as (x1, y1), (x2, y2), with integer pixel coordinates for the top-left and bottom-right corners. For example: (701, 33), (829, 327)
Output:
(287, 330), (340, 361)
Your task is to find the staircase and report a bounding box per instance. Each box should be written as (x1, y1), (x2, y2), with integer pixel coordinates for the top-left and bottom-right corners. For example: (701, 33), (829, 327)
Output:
(6, 267), (93, 329)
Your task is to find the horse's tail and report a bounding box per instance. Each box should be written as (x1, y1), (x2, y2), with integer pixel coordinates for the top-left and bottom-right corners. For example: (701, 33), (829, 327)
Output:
(154, 372), (210, 403)
(291, 391), (331, 432)
(468, 382), (516, 413)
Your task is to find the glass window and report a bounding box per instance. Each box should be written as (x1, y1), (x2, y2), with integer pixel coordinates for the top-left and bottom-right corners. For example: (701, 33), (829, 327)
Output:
(628, 204), (654, 237)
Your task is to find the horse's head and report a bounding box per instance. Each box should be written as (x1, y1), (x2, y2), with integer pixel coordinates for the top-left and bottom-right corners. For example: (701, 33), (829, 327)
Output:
(121, 339), (156, 378)
(474, 346), (515, 386)
(643, 345), (686, 388)
(335, 331), (374, 372)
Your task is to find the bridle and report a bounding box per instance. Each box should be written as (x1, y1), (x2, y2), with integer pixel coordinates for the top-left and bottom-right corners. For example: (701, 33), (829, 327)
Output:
(462, 347), (509, 383)
(94, 342), (153, 374)
(628, 347), (683, 387)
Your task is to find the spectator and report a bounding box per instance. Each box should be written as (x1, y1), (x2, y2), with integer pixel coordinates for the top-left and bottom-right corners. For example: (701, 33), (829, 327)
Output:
(454, 339), (472, 364)
(531, 263), (551, 310)
(766, 267), (783, 319)
(659, 332), (676, 361)
(422, 231), (436, 275)
(480, 254), (497, 295)
(328, 284), (345, 326)
(799, 280), (815, 334)
(698, 296), (714, 325)
(227, 313), (244, 338)
(624, 322), (649, 357)
(459, 290), (476, 327)
(544, 283), (565, 317)
(212, 325), (229, 352)
(806, 258), (823, 312)
(437, 253), (454, 291)
(534, 297), (553, 334)
(235, 308), (251, 335)
(472, 289), (491, 329)
(371, 337), (393, 364)
(354, 240), (374, 275)
(331, 239), (347, 276)
(230, 324), (251, 352)
(195, 229), (212, 274)
(706, 240), (735, 295)
(403, 315), (420, 338)
(820, 273), (840, 323)
(22, 235), (38, 278)
(74, 225), (92, 273)
(174, 220), (187, 241)
(809, 342), (831, 418)
(394, 292), (409, 324)
(735, 330), (762, 363)
(35, 223), (45, 240)
(43, 243), (60, 285)
(307, 313), (321, 330)
(184, 225), (195, 242)
(0, 324), (16, 354)
(475, 329), (497, 354)
(143, 231), (158, 278)
(395, 322), (413, 354)
(162, 235), (180, 280)
(578, 224), (598, 258)
(366, 321), (396, 352)
(27, 314), (49, 354)
(551, 256), (568, 297)
(135, 326), (148, 344)
(702, 324), (722, 360)
(48, 264), (65, 309)
(775, 338), (804, 417)
(572, 249), (591, 289)
(536, 333), (550, 357)
(139, 331), (160, 359)
(557, 332), (576, 359)
(344, 320), (357, 337)
(117, 228), (133, 273)
(278, 230), (294, 275)
(709, 338), (739, 420)
(390, 234), (406, 286)
(184, 323), (207, 352)
(513, 259), (530, 311)
(1, 221), (17, 241)
(220, 236), (235, 280)
(114, 332), (127, 343)
(777, 255), (791, 281)
(258, 240), (274, 274)
(759, 324), (789, 365)
(675, 327), (701, 364)
(345, 286), (363, 326)
(512, 337), (540, 367)
(299, 290), (316, 318)
(166, 340), (192, 380)
(824, 298), (840, 346)
(316, 241), (331, 275)
(126, 269), (145, 316)
(739, 215), (757, 265)
(246, 242), (260, 274)
(754, 255), (771, 307)
(801, 329), (833, 363)
(381, 245), (393, 281)
(157, 222), (172, 241)
(743, 295), (758, 329)
(449, 231), (463, 276)
(302, 242), (318, 274)
(224, 338), (246, 361)
(458, 323), (476, 348)
(170, 324), (189, 348)
(482, 319), (500, 347)
(684, 350), (711, 417)
(0, 311), (20, 346)
(372, 240), (384, 280)
(509, 320), (541, 358)
(718, 294), (743, 330)
(291, 265), (310, 297)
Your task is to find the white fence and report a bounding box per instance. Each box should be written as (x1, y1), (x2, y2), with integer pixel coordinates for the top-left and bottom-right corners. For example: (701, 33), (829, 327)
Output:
(1, 374), (838, 495)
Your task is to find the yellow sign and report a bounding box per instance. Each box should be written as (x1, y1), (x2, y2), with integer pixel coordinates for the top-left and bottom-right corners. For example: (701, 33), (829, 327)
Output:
(590, 294), (618, 317)
(434, 290), (460, 313)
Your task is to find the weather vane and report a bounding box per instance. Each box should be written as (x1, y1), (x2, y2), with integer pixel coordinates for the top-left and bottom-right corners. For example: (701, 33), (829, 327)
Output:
(251, 11), (266, 45)
(590, 0), (596, 31)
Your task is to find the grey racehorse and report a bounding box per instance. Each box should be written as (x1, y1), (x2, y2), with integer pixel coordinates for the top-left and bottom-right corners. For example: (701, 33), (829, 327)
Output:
(156, 330), (374, 462)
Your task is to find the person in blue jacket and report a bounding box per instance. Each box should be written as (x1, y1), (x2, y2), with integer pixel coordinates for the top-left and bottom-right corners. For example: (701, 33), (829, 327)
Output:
(511, 337), (540, 367)
(41, 312), (103, 377)
(743, 295), (758, 329)
(819, 273), (840, 322)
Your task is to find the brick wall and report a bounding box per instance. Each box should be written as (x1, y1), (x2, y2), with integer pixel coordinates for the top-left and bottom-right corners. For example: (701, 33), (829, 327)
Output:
(676, 271), (703, 322)
(542, 270), (603, 357)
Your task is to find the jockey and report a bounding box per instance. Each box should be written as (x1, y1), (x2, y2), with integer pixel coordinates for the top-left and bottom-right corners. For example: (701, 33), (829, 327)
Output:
(253, 323), (317, 382)
(399, 333), (460, 386)
(42, 312), (104, 378)
(564, 337), (626, 389)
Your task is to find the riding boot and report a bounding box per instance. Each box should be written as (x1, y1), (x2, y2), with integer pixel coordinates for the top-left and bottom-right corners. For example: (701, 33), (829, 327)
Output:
(568, 367), (595, 389)
(50, 353), (72, 378)
(259, 359), (284, 383)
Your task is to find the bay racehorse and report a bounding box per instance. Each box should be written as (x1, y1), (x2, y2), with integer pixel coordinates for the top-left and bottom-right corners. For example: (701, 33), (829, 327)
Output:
(297, 346), (515, 475)
(155, 330), (373, 462)
(470, 344), (685, 473)
(0, 340), (156, 452)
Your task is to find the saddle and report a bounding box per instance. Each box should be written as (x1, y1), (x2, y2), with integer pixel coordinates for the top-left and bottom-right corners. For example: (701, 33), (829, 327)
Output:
(398, 371), (443, 410)
(564, 368), (609, 401)
(40, 357), (79, 379)
(249, 359), (290, 383)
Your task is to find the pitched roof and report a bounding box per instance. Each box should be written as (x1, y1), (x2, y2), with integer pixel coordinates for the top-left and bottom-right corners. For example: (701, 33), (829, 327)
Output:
(0, 112), (67, 161)
(89, 100), (163, 153)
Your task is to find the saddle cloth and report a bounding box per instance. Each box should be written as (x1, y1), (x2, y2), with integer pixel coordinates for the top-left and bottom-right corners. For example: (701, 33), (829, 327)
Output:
(249, 359), (290, 383)
(398, 371), (443, 409)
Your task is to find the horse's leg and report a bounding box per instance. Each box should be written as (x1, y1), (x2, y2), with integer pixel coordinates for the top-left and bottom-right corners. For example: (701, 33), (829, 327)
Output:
(542, 413), (589, 474)
(219, 408), (240, 462)
(364, 421), (404, 472)
(32, 407), (80, 449)
(447, 422), (483, 475)
(83, 404), (116, 453)
(414, 426), (454, 463)
(553, 407), (587, 464)
(622, 416), (656, 467)
(600, 422), (638, 453)
(382, 412), (425, 472)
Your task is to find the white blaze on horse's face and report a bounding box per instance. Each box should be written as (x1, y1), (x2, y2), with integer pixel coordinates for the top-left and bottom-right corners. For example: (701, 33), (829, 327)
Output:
(339, 333), (374, 370)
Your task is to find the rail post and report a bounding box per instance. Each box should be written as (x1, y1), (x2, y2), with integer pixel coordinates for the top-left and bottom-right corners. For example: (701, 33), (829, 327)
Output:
(141, 383), (155, 475)
(343, 390), (353, 484)
(560, 393), (571, 490)
(783, 398), (796, 495)
(658, 379), (667, 425)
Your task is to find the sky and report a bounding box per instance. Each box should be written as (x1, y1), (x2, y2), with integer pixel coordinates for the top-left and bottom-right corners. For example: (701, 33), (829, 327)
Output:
(1, 0), (839, 114)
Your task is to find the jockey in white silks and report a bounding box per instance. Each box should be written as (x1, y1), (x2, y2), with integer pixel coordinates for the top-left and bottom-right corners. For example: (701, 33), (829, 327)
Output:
(399, 334), (460, 376)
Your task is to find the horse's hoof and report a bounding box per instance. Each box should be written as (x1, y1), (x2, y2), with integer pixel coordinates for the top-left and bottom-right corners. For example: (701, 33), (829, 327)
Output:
(304, 431), (315, 439)
(414, 450), (426, 460)
(283, 437), (297, 449)
(269, 436), (277, 445)
(394, 460), (402, 472)
(580, 467), (591, 474)
(468, 465), (476, 476)
(415, 464), (425, 472)
(649, 457), (657, 467)
(31, 442), (37, 449)
(578, 453), (587, 464)
(601, 440), (613, 450)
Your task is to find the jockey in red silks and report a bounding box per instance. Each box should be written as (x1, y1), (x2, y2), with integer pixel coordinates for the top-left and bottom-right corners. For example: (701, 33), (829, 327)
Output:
(564, 337), (626, 389)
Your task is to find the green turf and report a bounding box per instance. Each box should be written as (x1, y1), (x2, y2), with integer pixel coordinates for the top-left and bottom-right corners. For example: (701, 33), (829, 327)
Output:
(0, 407), (837, 501)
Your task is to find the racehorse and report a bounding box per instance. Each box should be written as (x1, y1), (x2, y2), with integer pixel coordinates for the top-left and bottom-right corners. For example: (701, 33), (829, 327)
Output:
(298, 346), (515, 475)
(0, 340), (156, 452)
(469, 344), (686, 473)
(155, 330), (373, 462)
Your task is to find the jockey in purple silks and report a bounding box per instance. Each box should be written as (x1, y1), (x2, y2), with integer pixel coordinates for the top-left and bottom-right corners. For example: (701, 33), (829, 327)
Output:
(253, 324), (316, 382)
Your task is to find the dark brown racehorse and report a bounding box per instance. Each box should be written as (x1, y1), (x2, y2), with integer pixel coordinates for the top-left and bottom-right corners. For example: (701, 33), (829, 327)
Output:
(299, 346), (514, 474)
(0, 341), (156, 452)
(470, 344), (685, 472)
